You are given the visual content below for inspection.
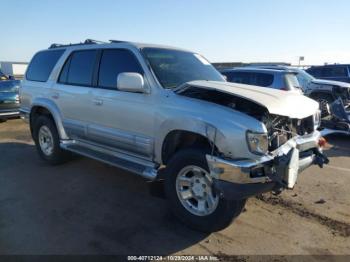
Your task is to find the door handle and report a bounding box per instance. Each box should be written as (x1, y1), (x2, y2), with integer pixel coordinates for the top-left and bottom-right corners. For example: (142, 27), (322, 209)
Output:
(52, 92), (60, 99)
(93, 99), (103, 106)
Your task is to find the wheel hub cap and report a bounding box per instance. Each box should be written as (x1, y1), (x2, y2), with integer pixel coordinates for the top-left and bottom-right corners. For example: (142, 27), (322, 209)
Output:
(38, 125), (54, 156)
(176, 166), (219, 216)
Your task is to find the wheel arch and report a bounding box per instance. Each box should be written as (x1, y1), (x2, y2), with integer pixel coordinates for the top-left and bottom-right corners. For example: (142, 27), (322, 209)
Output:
(156, 118), (225, 165)
(161, 130), (216, 165)
(30, 98), (69, 140)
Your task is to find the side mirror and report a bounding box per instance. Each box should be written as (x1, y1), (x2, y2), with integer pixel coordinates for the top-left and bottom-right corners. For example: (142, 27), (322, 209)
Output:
(117, 72), (146, 93)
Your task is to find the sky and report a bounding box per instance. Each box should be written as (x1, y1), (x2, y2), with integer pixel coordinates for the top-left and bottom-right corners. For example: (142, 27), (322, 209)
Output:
(1, 0), (349, 65)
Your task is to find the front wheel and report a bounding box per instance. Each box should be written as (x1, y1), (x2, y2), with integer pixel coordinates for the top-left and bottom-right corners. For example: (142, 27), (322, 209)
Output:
(164, 148), (246, 232)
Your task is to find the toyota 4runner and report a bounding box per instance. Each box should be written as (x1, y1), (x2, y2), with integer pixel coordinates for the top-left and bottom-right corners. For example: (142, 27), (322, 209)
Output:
(20, 39), (329, 232)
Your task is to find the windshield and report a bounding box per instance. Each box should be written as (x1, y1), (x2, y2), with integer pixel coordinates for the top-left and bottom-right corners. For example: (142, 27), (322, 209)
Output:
(295, 69), (315, 89)
(142, 48), (225, 89)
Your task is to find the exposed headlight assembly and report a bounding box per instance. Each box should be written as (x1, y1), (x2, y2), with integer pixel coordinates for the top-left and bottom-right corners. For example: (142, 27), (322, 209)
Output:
(246, 131), (269, 155)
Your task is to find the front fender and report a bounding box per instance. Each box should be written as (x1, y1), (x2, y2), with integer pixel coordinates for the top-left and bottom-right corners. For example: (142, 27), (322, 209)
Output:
(155, 117), (227, 164)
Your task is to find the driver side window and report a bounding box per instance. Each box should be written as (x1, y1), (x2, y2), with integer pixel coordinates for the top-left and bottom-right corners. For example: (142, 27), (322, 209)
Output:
(98, 49), (143, 89)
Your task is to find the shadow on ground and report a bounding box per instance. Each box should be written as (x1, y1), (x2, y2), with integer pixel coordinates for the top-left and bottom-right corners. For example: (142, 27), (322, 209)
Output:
(0, 142), (208, 255)
(324, 134), (350, 158)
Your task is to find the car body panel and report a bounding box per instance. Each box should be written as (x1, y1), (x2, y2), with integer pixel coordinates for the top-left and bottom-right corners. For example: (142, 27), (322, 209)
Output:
(179, 80), (319, 119)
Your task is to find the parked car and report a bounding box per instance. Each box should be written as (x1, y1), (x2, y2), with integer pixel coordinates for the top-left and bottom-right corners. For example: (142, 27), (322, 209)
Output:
(20, 39), (328, 232)
(220, 67), (303, 94)
(0, 70), (21, 121)
(260, 66), (350, 117)
(307, 64), (350, 83)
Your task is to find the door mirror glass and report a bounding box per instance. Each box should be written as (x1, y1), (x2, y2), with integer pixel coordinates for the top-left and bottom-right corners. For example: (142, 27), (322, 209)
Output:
(117, 72), (145, 93)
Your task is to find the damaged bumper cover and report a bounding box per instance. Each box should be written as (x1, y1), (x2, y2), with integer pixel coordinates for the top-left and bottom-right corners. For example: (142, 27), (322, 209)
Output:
(206, 131), (329, 200)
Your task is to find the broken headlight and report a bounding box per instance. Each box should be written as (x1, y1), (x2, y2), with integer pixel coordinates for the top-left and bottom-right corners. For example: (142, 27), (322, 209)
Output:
(246, 131), (268, 155)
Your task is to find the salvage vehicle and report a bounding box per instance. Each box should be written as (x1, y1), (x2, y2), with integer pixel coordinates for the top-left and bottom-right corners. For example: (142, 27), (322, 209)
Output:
(254, 66), (350, 135)
(0, 70), (21, 121)
(258, 66), (350, 117)
(20, 39), (329, 232)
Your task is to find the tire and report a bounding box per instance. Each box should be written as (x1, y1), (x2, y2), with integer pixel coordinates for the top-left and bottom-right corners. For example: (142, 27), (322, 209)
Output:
(33, 115), (71, 165)
(164, 148), (246, 232)
(313, 94), (334, 117)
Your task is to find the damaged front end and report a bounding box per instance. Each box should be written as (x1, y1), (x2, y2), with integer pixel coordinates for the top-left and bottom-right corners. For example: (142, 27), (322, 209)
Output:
(177, 82), (329, 200)
(207, 113), (329, 200)
(207, 131), (329, 200)
(321, 98), (350, 136)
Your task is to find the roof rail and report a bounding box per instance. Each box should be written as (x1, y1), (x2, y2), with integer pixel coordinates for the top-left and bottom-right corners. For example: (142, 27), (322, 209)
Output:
(109, 39), (128, 43)
(49, 39), (107, 49)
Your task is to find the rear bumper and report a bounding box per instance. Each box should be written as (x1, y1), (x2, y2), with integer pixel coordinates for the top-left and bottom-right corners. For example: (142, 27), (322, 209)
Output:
(207, 131), (329, 200)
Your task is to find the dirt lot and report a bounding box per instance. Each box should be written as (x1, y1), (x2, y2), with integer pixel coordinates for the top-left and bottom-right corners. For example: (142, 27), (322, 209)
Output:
(0, 119), (349, 256)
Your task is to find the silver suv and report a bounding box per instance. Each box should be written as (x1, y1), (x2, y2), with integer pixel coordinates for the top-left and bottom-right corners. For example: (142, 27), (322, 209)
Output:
(20, 39), (328, 232)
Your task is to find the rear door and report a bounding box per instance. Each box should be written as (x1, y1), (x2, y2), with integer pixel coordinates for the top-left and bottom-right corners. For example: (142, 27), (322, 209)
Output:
(52, 49), (98, 140)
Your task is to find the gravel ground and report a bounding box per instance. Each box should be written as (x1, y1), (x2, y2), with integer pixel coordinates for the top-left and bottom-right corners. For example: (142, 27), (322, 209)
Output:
(0, 119), (349, 256)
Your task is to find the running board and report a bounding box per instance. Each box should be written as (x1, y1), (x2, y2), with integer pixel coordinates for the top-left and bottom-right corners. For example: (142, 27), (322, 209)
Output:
(61, 142), (158, 180)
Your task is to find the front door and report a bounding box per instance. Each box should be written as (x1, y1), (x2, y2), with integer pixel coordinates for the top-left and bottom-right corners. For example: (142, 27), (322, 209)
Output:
(86, 49), (155, 159)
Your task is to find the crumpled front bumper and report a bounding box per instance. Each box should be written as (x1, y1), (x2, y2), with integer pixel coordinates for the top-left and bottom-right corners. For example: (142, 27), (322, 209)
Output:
(206, 131), (329, 200)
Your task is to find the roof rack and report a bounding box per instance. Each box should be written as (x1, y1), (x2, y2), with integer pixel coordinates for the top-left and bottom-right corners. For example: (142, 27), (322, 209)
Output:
(49, 39), (107, 49)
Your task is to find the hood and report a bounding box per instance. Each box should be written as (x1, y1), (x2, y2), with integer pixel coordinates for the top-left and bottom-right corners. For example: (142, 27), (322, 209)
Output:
(178, 80), (319, 119)
(312, 79), (350, 88)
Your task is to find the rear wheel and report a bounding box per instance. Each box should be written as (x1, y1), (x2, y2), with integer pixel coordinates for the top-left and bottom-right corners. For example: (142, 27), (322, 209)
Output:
(164, 148), (246, 232)
(33, 115), (71, 165)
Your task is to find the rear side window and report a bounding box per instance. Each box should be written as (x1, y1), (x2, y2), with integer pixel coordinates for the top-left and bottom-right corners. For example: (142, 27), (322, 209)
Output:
(254, 73), (274, 87)
(224, 71), (273, 87)
(98, 49), (143, 89)
(223, 72), (251, 84)
(322, 66), (347, 77)
(307, 67), (322, 77)
(26, 50), (64, 82)
(59, 50), (97, 86)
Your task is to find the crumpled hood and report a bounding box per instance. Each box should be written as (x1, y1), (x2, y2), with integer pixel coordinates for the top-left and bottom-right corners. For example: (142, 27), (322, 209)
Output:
(312, 79), (350, 88)
(179, 80), (319, 119)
